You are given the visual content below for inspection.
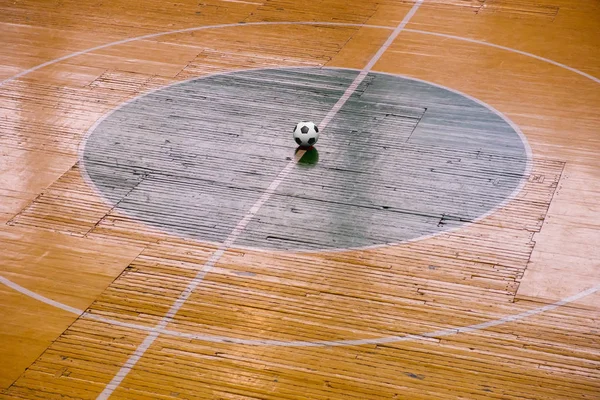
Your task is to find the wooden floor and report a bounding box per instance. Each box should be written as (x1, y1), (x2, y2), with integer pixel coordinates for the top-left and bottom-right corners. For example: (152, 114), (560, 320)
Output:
(1, 0), (600, 399)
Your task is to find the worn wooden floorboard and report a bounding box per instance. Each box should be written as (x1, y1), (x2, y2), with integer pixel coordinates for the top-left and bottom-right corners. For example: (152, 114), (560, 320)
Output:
(1, 0), (599, 398)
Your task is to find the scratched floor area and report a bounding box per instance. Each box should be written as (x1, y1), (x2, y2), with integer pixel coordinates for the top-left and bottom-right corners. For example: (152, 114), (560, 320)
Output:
(1, 0), (600, 399)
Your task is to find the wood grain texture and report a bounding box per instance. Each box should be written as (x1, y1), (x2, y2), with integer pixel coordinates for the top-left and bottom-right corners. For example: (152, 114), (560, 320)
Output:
(1, 0), (599, 398)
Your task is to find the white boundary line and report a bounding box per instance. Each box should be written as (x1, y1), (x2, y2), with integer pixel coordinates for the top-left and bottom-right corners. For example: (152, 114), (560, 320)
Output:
(405, 29), (600, 85)
(96, 2), (424, 397)
(1, 24), (596, 88)
(0, 7), (597, 380)
(0, 22), (395, 88)
(0, 276), (84, 315)
(318, 1), (422, 130)
(3, 276), (599, 347)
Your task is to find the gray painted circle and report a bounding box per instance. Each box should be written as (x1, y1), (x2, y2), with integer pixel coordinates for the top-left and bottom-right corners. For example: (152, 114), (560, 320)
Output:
(82, 67), (528, 251)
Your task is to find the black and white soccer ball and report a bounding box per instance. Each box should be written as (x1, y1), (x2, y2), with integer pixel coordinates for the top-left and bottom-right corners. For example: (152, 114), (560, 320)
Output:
(293, 121), (319, 147)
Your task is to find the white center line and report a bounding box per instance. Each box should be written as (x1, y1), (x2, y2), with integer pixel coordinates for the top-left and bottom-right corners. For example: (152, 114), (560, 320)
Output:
(97, 2), (423, 398)
(319, 1), (423, 130)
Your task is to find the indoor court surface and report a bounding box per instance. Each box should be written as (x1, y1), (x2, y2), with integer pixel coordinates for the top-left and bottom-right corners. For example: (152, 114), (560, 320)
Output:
(1, 0), (600, 398)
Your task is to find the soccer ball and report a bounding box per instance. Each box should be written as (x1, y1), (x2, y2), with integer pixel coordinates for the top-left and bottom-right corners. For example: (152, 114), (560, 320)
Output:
(293, 121), (319, 147)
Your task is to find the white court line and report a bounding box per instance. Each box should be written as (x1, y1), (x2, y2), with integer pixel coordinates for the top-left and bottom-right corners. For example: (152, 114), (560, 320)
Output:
(0, 22), (395, 88)
(404, 29), (600, 85)
(3, 276), (599, 347)
(1, 23), (597, 88)
(318, 1), (422, 130)
(117, 283), (600, 347)
(0, 276), (84, 315)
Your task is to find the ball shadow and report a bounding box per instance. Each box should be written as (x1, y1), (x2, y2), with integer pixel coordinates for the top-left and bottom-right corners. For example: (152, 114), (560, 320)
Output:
(295, 146), (319, 167)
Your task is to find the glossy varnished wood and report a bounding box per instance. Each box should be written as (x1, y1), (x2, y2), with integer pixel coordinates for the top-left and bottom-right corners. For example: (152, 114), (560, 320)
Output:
(1, 0), (599, 399)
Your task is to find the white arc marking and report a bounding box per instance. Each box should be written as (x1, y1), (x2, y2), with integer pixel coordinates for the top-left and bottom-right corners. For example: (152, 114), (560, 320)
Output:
(2, 275), (599, 347)
(0, 276), (84, 315)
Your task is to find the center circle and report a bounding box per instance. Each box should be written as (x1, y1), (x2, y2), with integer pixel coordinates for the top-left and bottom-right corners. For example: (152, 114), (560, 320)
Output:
(82, 67), (529, 251)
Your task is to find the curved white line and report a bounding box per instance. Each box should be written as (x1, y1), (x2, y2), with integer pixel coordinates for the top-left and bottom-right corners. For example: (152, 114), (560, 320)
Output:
(0, 276), (84, 315)
(404, 29), (600, 84)
(1, 23), (595, 88)
(0, 22), (393, 88)
(2, 276), (598, 347)
(111, 281), (600, 346)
